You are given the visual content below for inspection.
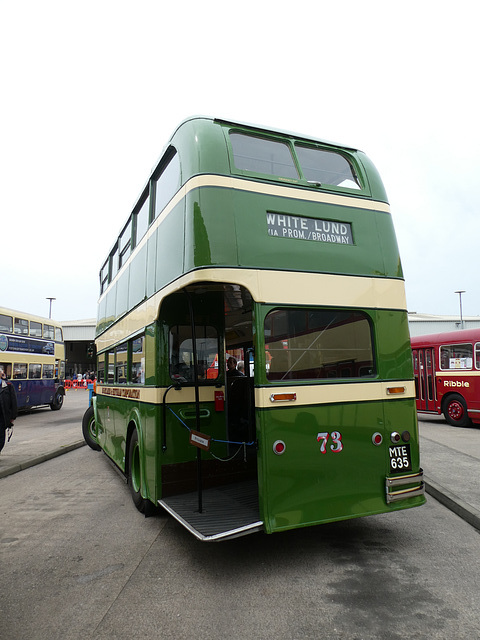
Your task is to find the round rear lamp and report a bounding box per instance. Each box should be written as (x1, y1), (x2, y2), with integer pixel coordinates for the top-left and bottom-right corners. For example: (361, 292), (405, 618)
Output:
(402, 430), (411, 442)
(372, 432), (383, 446)
(273, 440), (286, 455)
(390, 432), (401, 443)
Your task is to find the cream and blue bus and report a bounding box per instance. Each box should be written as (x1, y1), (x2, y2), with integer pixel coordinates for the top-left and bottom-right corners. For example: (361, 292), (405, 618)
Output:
(0, 307), (65, 411)
(84, 117), (425, 540)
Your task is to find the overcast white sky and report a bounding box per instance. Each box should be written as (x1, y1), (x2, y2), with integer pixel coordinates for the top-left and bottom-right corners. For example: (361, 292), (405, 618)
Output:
(2, 1), (478, 322)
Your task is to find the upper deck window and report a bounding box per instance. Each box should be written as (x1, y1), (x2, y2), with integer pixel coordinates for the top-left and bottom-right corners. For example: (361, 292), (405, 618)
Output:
(135, 195), (150, 246)
(295, 145), (361, 189)
(100, 260), (110, 295)
(0, 314), (13, 333)
(44, 324), (55, 340)
(14, 318), (29, 335)
(154, 151), (181, 220)
(119, 219), (132, 268)
(230, 133), (299, 180)
(30, 321), (42, 337)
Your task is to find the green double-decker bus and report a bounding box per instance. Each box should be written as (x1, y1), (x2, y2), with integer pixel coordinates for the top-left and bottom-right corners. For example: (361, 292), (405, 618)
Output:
(84, 117), (425, 540)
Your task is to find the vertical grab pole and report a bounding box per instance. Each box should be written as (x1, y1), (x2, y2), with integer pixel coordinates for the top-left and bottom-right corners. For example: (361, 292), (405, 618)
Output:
(184, 288), (203, 513)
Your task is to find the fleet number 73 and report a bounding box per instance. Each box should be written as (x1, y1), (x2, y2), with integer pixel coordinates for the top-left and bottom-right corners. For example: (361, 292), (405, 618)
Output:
(317, 431), (343, 454)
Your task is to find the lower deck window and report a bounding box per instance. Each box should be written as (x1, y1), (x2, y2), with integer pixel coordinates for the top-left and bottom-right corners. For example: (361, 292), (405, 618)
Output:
(13, 363), (27, 379)
(169, 325), (219, 383)
(265, 308), (375, 381)
(28, 364), (42, 379)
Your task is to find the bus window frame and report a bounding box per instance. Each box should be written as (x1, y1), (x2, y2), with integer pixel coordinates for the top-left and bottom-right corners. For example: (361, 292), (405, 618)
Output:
(14, 317), (29, 335)
(225, 127), (370, 196)
(0, 314), (13, 333)
(263, 306), (376, 382)
(439, 342), (473, 370)
(294, 142), (363, 191)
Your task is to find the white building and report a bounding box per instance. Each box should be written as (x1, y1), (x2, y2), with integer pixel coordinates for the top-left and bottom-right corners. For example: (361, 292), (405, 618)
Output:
(408, 313), (480, 337)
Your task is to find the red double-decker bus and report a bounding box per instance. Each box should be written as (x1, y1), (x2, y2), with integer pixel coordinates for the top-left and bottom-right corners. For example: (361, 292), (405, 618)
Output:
(411, 328), (480, 426)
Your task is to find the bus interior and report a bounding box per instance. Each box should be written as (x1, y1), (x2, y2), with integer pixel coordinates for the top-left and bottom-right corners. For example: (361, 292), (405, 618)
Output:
(158, 283), (261, 540)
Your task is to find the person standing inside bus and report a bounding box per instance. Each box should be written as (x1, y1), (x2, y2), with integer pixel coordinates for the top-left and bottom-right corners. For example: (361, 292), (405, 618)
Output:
(226, 356), (244, 378)
(0, 369), (17, 453)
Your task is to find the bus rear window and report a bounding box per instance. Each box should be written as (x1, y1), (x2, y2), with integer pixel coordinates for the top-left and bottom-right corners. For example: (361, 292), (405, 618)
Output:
(295, 144), (361, 189)
(265, 308), (374, 381)
(230, 133), (299, 179)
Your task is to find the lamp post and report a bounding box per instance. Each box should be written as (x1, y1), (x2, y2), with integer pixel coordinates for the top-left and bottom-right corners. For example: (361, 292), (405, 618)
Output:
(455, 290), (465, 329)
(46, 297), (56, 319)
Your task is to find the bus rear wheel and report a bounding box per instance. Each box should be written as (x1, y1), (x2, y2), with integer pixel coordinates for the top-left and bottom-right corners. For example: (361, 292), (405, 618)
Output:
(444, 394), (471, 427)
(128, 429), (156, 515)
(82, 405), (101, 451)
(50, 392), (64, 411)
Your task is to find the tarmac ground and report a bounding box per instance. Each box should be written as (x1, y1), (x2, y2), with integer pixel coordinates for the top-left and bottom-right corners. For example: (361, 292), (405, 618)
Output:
(1, 391), (479, 533)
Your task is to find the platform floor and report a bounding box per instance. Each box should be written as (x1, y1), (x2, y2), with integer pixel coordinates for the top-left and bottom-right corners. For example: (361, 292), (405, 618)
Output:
(159, 480), (262, 541)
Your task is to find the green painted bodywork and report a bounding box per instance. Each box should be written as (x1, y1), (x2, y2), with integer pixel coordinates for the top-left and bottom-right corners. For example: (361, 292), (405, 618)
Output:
(97, 118), (400, 334)
(94, 117), (424, 534)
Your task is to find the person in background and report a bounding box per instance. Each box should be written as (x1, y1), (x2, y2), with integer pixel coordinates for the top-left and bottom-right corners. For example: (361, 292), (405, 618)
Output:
(0, 368), (17, 453)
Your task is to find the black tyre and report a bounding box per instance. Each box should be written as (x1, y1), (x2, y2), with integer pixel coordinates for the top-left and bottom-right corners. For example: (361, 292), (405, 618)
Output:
(50, 392), (64, 411)
(128, 429), (156, 516)
(444, 394), (472, 427)
(82, 405), (101, 450)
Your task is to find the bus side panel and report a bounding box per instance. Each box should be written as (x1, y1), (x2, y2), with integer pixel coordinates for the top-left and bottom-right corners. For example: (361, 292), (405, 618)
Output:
(95, 394), (123, 465)
(258, 399), (423, 534)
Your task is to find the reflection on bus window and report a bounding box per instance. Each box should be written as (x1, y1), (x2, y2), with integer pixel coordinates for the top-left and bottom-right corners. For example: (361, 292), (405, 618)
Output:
(30, 321), (42, 337)
(295, 144), (361, 189)
(265, 308), (374, 381)
(119, 220), (132, 268)
(0, 314), (13, 333)
(154, 151), (181, 220)
(15, 317), (29, 335)
(43, 364), (54, 378)
(169, 325), (219, 382)
(475, 343), (480, 370)
(131, 336), (145, 384)
(13, 363), (27, 379)
(44, 324), (55, 340)
(135, 197), (150, 246)
(28, 363), (42, 379)
(97, 353), (105, 383)
(107, 351), (115, 383)
(439, 343), (473, 370)
(100, 260), (109, 295)
(116, 343), (128, 384)
(0, 363), (12, 378)
(230, 133), (299, 179)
